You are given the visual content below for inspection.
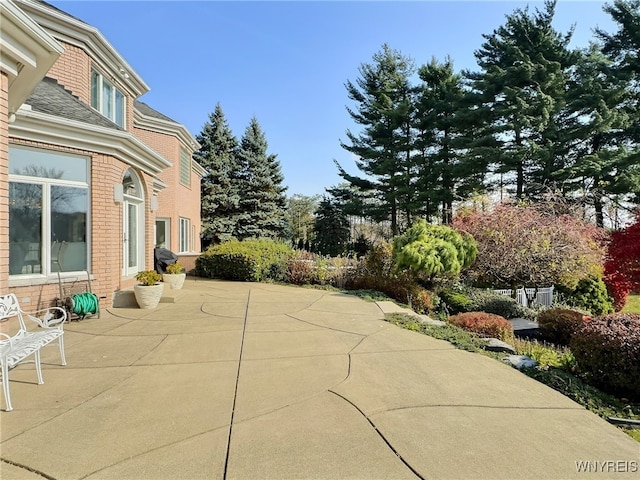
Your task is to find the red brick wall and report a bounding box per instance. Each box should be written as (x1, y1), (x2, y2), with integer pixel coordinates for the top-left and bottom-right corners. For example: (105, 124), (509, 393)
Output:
(133, 125), (202, 253)
(4, 138), (155, 308)
(46, 42), (91, 104)
(0, 72), (9, 293)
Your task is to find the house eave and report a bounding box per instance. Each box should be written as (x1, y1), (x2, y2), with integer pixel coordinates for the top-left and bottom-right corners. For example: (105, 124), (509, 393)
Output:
(133, 108), (201, 151)
(14, 0), (149, 98)
(9, 107), (172, 176)
(0, 0), (63, 114)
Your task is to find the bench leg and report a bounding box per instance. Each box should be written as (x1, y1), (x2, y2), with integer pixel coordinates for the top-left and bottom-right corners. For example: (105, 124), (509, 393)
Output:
(1, 362), (12, 412)
(35, 350), (44, 385)
(58, 336), (67, 366)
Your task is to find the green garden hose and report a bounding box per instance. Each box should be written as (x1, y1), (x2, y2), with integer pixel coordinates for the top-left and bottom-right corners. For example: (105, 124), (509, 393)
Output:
(69, 292), (100, 318)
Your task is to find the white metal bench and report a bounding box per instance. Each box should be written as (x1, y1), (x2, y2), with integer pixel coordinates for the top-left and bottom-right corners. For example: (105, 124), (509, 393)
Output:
(0, 293), (67, 411)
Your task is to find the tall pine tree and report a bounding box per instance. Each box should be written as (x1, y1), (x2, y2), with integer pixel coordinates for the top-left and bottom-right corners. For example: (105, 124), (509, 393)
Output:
(597, 0), (640, 209)
(414, 58), (482, 224)
(559, 44), (631, 227)
(235, 118), (288, 240)
(194, 103), (241, 247)
(338, 44), (416, 235)
(467, 0), (575, 199)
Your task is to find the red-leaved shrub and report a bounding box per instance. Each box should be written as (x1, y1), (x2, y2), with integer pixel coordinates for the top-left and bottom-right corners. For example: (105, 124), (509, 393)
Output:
(346, 274), (436, 313)
(448, 312), (514, 342)
(570, 313), (640, 399)
(537, 308), (587, 346)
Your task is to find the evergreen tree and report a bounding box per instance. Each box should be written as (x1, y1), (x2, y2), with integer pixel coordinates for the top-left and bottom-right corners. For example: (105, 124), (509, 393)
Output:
(596, 0), (640, 208)
(313, 197), (350, 256)
(467, 0), (575, 199)
(414, 58), (482, 224)
(235, 118), (288, 240)
(194, 103), (241, 247)
(559, 44), (631, 227)
(338, 44), (416, 235)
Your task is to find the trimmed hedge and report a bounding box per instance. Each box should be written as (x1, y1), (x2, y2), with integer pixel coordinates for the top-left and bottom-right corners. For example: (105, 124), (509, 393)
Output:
(570, 313), (640, 399)
(447, 311), (514, 342)
(537, 308), (587, 346)
(466, 289), (533, 319)
(196, 239), (293, 282)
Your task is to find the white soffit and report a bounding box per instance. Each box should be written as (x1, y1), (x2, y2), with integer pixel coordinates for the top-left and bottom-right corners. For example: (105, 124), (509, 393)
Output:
(0, 0), (63, 113)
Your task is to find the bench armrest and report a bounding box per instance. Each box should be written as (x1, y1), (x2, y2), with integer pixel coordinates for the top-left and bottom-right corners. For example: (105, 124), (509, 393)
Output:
(24, 307), (67, 328)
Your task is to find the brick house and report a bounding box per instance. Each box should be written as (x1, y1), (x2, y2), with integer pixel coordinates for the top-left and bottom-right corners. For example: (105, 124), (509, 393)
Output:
(0, 0), (204, 309)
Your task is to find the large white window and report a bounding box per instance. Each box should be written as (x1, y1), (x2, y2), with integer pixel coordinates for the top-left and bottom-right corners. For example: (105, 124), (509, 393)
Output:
(91, 68), (126, 127)
(9, 146), (89, 276)
(179, 217), (190, 253)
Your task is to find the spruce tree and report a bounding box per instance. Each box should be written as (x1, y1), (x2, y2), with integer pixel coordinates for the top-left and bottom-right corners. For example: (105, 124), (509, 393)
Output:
(194, 103), (241, 247)
(235, 118), (288, 240)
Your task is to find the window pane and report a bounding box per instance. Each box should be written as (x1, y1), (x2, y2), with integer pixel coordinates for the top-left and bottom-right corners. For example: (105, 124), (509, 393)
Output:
(9, 146), (88, 182)
(51, 186), (88, 272)
(9, 183), (43, 275)
(179, 218), (190, 252)
(156, 219), (167, 249)
(91, 70), (100, 110)
(128, 204), (137, 268)
(115, 89), (125, 127)
(102, 79), (113, 120)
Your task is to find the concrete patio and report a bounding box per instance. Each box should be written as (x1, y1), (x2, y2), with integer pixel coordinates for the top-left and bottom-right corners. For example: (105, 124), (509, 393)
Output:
(1, 278), (638, 479)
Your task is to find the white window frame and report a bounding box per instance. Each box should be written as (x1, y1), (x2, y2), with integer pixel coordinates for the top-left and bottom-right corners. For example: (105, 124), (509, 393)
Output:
(8, 146), (90, 277)
(91, 68), (126, 127)
(179, 217), (190, 253)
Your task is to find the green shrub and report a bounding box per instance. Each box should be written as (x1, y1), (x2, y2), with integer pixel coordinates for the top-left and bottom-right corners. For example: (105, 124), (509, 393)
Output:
(557, 276), (614, 316)
(447, 311), (514, 342)
(364, 242), (394, 277)
(440, 290), (473, 315)
(537, 308), (587, 346)
(196, 238), (293, 282)
(465, 289), (534, 319)
(570, 313), (640, 399)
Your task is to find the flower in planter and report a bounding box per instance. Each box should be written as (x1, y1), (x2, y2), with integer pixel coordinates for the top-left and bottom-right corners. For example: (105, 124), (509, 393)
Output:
(135, 270), (162, 286)
(165, 262), (185, 274)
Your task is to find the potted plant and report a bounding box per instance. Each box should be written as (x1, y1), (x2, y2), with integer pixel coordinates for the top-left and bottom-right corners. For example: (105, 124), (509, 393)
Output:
(163, 262), (186, 290)
(133, 270), (163, 309)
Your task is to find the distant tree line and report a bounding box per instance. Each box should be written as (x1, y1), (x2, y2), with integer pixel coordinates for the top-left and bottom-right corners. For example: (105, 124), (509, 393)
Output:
(335, 0), (640, 232)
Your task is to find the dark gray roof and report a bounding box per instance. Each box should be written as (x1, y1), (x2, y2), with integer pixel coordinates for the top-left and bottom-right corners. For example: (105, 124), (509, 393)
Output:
(26, 77), (122, 130)
(135, 100), (178, 124)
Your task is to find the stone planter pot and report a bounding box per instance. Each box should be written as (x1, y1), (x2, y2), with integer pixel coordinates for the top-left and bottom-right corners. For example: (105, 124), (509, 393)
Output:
(133, 283), (164, 309)
(163, 273), (186, 290)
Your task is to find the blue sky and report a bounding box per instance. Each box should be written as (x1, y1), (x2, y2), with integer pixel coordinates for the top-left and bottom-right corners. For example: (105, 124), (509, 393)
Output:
(51, 1), (617, 197)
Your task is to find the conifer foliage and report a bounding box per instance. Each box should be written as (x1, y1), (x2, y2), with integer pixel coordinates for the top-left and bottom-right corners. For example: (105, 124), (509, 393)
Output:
(235, 118), (288, 240)
(195, 103), (241, 246)
(196, 106), (287, 245)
